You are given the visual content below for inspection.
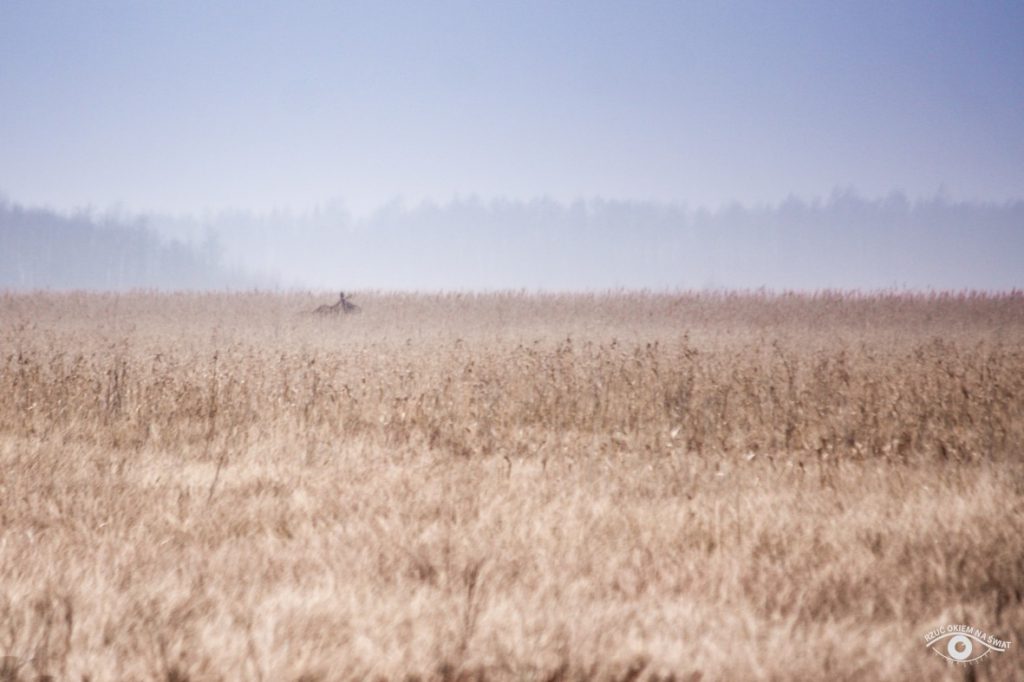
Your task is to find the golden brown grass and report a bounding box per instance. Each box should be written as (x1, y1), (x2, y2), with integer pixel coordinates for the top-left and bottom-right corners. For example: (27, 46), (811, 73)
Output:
(0, 290), (1022, 681)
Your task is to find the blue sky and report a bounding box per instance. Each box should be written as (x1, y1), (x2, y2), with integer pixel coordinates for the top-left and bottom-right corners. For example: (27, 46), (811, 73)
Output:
(1, 1), (1022, 216)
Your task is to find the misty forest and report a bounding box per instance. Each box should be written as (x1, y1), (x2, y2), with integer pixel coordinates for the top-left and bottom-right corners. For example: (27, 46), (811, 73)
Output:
(3, 193), (1022, 292)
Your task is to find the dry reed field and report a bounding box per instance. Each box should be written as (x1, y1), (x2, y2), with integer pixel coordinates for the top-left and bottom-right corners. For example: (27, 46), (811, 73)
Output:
(1, 291), (1022, 681)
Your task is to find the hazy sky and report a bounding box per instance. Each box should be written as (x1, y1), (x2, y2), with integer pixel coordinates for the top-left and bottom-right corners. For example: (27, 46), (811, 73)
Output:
(1, 1), (1022, 216)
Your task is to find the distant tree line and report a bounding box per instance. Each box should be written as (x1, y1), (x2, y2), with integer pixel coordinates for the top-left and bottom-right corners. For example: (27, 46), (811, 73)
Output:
(174, 192), (1022, 290)
(0, 201), (260, 290)
(4, 192), (1022, 291)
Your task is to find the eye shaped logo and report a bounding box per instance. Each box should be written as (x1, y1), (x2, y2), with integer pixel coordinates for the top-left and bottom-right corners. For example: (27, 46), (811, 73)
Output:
(924, 625), (1012, 664)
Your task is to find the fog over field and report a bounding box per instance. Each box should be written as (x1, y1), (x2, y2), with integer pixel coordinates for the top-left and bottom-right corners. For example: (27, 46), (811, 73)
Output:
(3, 192), (1023, 291)
(2, 3), (1023, 294)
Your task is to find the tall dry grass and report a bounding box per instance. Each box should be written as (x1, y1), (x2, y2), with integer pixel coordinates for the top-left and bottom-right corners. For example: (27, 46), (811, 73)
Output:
(0, 291), (1022, 680)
